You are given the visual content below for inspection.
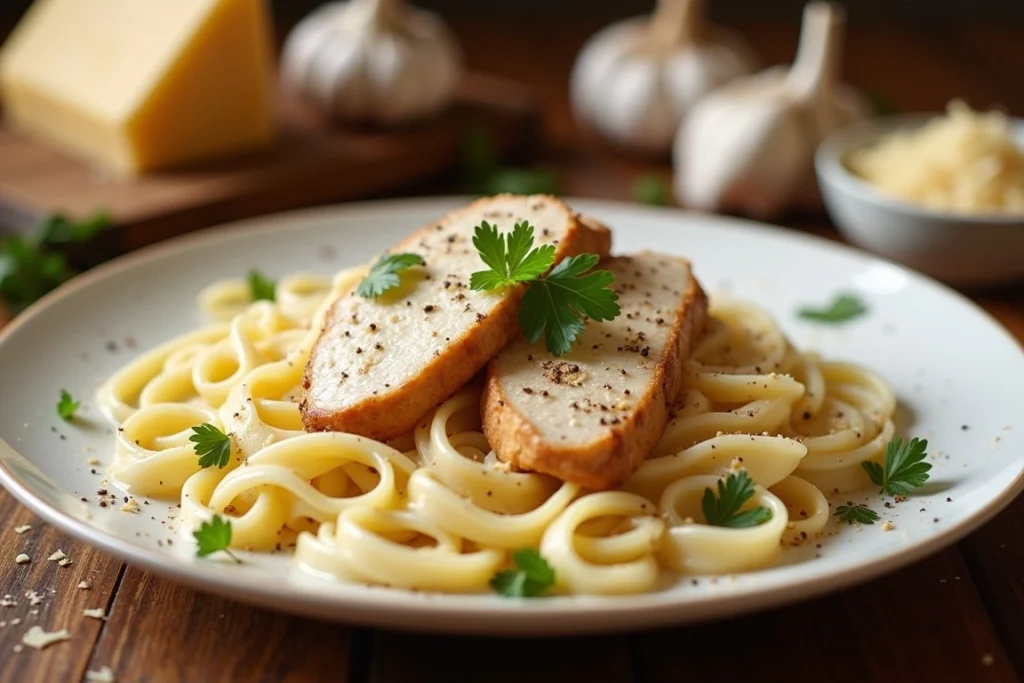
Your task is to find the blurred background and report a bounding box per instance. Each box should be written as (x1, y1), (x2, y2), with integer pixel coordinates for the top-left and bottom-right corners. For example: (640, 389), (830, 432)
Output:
(3, 0), (1024, 21)
(0, 0), (1022, 310)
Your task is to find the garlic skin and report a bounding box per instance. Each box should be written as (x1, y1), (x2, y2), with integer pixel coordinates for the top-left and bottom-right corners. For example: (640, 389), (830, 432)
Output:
(570, 0), (758, 155)
(281, 0), (462, 126)
(673, 2), (869, 218)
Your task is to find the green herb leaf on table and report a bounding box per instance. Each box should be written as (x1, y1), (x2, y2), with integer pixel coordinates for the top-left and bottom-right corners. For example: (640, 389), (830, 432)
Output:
(193, 514), (240, 561)
(356, 253), (425, 298)
(190, 423), (233, 469)
(518, 254), (620, 356)
(702, 470), (774, 528)
(491, 549), (556, 598)
(797, 293), (867, 324)
(862, 436), (931, 496)
(483, 167), (561, 196)
(0, 211), (110, 313)
(38, 212), (110, 244)
(248, 269), (276, 302)
(458, 127), (561, 196)
(631, 175), (672, 206)
(834, 503), (879, 525)
(469, 220), (555, 290)
(57, 389), (80, 421)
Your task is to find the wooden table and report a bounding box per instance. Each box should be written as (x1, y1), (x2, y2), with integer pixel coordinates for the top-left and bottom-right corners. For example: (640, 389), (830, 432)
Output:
(2, 18), (1023, 683)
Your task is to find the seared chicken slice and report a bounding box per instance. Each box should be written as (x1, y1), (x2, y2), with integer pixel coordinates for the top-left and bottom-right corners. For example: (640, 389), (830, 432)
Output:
(481, 252), (708, 489)
(301, 194), (612, 440)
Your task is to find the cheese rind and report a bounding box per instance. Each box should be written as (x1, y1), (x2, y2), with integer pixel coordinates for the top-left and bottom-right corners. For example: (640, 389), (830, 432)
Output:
(0, 0), (276, 175)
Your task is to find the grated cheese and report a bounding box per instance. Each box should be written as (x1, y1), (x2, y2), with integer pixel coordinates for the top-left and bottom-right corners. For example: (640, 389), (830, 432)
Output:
(14, 525), (31, 534)
(15, 554), (30, 564)
(847, 100), (1024, 215)
(83, 608), (106, 620)
(21, 626), (70, 650)
(86, 666), (116, 683)
(47, 549), (66, 562)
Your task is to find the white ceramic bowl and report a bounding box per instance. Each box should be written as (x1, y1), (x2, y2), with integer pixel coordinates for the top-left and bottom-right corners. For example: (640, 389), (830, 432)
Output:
(815, 114), (1024, 287)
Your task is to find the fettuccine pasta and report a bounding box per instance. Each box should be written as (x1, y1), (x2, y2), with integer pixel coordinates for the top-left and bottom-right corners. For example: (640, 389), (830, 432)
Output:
(97, 268), (896, 595)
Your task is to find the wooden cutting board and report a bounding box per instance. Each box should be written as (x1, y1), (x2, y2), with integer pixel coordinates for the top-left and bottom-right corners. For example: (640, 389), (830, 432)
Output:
(0, 71), (539, 250)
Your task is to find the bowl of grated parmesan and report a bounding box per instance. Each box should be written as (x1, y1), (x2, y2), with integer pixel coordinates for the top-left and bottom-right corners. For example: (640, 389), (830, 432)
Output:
(815, 101), (1024, 286)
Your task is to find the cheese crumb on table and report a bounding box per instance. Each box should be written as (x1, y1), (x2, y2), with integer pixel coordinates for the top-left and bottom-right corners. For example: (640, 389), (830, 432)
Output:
(47, 549), (66, 562)
(0, 595), (17, 607)
(120, 497), (140, 514)
(25, 591), (44, 606)
(82, 608), (106, 620)
(77, 581), (92, 590)
(21, 626), (70, 650)
(85, 666), (116, 683)
(58, 557), (73, 567)
(14, 525), (31, 534)
(15, 554), (30, 564)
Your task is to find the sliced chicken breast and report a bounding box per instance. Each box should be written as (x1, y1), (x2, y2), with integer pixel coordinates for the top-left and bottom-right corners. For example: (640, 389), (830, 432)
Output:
(301, 194), (612, 440)
(481, 252), (708, 489)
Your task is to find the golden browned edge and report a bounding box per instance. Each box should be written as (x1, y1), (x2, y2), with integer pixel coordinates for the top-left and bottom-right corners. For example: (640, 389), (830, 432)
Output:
(300, 195), (613, 440)
(481, 257), (709, 490)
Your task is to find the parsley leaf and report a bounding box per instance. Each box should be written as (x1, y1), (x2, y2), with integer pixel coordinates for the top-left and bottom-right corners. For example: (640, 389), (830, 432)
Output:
(490, 549), (556, 598)
(356, 253), (425, 298)
(57, 389), (80, 421)
(834, 503), (879, 525)
(862, 436), (931, 496)
(0, 211), (110, 313)
(189, 423), (233, 469)
(469, 220), (555, 290)
(797, 293), (867, 324)
(702, 471), (774, 528)
(470, 222), (619, 356)
(631, 175), (672, 206)
(193, 515), (240, 561)
(248, 269), (276, 302)
(519, 254), (620, 356)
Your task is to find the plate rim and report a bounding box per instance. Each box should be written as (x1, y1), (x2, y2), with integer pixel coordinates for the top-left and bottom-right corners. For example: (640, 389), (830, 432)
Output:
(1, 195), (1022, 635)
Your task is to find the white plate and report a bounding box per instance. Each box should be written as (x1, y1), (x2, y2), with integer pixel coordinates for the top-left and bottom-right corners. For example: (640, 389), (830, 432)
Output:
(1, 197), (1021, 635)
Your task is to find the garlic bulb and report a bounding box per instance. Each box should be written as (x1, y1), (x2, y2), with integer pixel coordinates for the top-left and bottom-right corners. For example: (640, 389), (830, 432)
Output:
(281, 0), (462, 126)
(570, 0), (758, 155)
(673, 2), (869, 218)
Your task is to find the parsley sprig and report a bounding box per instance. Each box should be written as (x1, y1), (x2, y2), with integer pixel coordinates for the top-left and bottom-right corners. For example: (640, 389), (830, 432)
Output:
(797, 293), (867, 324)
(702, 471), (773, 528)
(189, 423), (233, 469)
(248, 270), (276, 302)
(469, 221), (555, 290)
(491, 549), (556, 598)
(862, 436), (931, 496)
(834, 503), (879, 525)
(356, 253), (425, 298)
(470, 221), (620, 356)
(57, 389), (80, 421)
(193, 515), (240, 562)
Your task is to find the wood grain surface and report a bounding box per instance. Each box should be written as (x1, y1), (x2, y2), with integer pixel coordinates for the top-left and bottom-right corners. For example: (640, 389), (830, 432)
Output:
(0, 17), (1023, 683)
